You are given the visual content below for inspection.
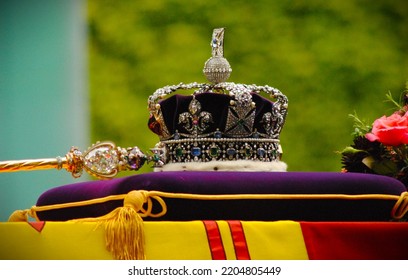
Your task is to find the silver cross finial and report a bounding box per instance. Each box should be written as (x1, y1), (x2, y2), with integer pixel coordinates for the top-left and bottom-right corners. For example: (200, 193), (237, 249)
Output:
(211, 28), (225, 57)
(203, 27), (232, 84)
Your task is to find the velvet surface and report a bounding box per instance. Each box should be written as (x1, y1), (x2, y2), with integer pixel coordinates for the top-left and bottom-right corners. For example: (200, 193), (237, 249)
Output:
(148, 92), (277, 138)
(36, 172), (407, 222)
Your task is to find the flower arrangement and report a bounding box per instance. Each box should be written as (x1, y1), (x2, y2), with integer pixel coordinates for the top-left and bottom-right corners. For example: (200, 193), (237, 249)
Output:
(340, 83), (408, 189)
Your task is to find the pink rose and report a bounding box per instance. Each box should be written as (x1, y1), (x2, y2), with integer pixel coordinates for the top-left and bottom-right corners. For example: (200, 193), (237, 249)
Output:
(366, 111), (408, 146)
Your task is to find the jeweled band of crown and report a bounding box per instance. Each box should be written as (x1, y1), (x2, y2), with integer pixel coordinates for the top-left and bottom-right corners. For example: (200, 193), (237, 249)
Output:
(162, 138), (282, 164)
(147, 82), (288, 167)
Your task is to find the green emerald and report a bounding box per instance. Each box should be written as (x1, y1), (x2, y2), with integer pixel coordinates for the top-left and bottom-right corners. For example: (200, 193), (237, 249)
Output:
(210, 147), (219, 157)
(175, 147), (183, 157)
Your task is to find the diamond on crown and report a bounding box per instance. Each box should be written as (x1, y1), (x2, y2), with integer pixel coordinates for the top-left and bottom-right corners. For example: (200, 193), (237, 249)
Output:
(179, 97), (213, 137)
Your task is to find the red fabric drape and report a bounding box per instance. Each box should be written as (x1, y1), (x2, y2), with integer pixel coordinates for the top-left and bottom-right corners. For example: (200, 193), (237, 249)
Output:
(301, 222), (408, 260)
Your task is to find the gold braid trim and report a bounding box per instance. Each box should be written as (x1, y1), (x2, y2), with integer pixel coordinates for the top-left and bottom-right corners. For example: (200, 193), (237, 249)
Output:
(391, 191), (408, 220)
(9, 191), (408, 221)
(8, 190), (408, 260)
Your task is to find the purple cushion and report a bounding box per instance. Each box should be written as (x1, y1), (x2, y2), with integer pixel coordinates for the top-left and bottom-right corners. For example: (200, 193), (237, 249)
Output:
(36, 172), (407, 222)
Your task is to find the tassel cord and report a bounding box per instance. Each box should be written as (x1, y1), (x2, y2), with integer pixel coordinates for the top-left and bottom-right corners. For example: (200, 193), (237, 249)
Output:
(9, 190), (408, 222)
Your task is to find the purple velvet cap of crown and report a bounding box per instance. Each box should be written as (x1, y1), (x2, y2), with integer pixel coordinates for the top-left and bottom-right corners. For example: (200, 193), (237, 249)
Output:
(36, 171), (407, 222)
(148, 92), (279, 140)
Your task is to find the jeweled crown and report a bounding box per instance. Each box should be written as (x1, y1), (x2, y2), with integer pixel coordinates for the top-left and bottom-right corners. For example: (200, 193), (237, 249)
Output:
(147, 28), (288, 169)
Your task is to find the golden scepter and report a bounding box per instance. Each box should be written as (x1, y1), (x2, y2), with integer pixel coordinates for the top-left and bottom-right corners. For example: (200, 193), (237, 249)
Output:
(0, 141), (166, 179)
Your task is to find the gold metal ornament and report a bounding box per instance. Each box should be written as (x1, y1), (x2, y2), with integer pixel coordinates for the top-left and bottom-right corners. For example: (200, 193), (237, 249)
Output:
(0, 141), (165, 179)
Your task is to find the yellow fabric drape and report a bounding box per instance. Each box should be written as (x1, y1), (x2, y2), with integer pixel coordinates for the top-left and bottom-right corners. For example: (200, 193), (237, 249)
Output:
(7, 190), (408, 260)
(0, 221), (308, 260)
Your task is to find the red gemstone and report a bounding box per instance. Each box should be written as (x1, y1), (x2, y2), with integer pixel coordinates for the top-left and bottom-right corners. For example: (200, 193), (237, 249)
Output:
(148, 117), (162, 135)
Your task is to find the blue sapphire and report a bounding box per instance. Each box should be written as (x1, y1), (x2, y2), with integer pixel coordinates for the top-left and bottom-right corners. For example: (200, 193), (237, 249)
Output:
(214, 130), (222, 138)
(257, 148), (266, 157)
(226, 148), (236, 156)
(191, 147), (201, 157)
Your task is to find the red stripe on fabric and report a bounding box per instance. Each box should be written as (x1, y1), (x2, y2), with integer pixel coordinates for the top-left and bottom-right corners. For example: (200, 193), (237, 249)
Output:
(301, 222), (408, 260)
(228, 220), (251, 260)
(203, 220), (226, 260)
(28, 221), (46, 233)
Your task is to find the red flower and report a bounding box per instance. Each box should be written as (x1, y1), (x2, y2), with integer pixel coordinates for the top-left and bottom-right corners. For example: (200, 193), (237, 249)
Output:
(366, 111), (408, 146)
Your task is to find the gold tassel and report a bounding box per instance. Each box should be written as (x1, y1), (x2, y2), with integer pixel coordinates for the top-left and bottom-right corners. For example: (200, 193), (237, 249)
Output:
(8, 207), (38, 222)
(76, 190), (147, 260)
(8, 210), (29, 222)
(105, 191), (146, 260)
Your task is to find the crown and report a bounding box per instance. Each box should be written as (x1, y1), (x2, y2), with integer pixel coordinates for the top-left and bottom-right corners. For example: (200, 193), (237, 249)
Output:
(147, 28), (288, 171)
(0, 28), (288, 179)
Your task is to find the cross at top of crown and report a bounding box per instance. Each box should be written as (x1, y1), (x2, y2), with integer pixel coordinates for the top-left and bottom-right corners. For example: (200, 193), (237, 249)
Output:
(203, 27), (232, 84)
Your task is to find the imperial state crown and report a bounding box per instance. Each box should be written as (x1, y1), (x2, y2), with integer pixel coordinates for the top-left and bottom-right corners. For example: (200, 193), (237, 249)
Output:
(147, 28), (288, 171)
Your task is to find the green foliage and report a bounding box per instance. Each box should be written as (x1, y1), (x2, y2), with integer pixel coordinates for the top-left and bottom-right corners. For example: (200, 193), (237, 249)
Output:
(348, 112), (372, 138)
(88, 0), (408, 173)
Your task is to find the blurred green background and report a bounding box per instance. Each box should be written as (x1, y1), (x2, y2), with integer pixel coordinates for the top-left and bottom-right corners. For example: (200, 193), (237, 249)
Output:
(88, 0), (408, 173)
